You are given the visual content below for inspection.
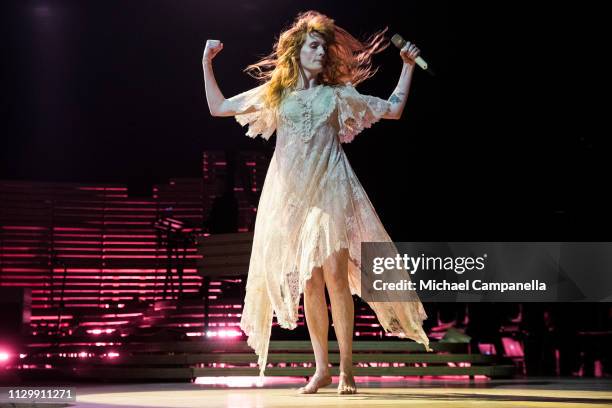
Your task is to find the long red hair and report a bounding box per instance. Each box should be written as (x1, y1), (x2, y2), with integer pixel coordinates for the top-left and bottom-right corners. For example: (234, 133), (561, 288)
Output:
(245, 10), (389, 108)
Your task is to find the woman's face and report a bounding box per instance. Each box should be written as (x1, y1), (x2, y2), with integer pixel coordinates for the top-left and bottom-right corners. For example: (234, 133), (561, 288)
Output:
(298, 32), (327, 75)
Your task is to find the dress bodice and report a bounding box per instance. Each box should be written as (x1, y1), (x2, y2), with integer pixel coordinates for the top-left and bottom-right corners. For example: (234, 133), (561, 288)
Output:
(278, 85), (337, 143)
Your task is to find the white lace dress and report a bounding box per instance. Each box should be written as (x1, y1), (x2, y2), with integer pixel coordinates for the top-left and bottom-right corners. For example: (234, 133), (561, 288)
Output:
(226, 81), (431, 377)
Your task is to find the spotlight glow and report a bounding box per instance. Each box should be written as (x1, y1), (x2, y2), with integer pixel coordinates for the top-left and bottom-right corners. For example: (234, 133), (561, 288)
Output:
(195, 376), (265, 387)
(205, 330), (241, 338)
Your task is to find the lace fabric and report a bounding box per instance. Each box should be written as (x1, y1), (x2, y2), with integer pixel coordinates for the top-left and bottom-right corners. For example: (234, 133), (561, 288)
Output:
(227, 82), (430, 377)
(229, 84), (277, 140)
(335, 82), (393, 143)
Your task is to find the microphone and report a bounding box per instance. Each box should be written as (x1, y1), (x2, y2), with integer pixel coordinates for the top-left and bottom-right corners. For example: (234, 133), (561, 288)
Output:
(391, 34), (434, 76)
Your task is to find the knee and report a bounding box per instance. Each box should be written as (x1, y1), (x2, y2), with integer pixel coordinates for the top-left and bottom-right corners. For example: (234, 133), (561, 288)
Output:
(324, 267), (348, 290)
(305, 268), (325, 294)
(324, 250), (349, 289)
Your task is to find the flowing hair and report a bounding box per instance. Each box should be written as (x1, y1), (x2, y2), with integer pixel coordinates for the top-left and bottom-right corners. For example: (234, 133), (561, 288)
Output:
(244, 10), (389, 109)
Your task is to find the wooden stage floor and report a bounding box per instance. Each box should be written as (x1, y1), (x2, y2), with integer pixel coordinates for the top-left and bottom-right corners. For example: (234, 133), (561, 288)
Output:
(69, 377), (612, 408)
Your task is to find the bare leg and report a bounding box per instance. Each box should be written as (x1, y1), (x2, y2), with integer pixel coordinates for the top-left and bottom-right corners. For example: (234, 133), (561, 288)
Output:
(323, 248), (357, 394)
(298, 266), (332, 394)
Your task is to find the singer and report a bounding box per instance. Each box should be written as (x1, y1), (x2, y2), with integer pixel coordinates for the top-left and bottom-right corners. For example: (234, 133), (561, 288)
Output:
(202, 10), (428, 395)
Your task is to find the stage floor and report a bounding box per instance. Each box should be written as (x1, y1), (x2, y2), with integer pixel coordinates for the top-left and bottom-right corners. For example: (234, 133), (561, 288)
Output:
(68, 377), (612, 408)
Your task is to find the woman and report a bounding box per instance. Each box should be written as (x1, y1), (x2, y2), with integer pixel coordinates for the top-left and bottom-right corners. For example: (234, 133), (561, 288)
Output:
(203, 10), (430, 395)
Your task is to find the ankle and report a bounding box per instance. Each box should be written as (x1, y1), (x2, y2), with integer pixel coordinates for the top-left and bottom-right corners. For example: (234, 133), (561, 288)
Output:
(314, 367), (331, 377)
(338, 364), (353, 375)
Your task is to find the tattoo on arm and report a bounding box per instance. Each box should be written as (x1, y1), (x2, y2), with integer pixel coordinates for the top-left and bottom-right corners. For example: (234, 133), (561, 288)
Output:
(389, 91), (406, 104)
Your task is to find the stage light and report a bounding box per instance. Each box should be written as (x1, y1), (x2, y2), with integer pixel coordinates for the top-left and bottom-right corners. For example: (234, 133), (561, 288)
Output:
(205, 329), (241, 338)
(194, 376), (306, 387)
(501, 337), (524, 357)
(479, 343), (497, 355)
(0, 351), (10, 362)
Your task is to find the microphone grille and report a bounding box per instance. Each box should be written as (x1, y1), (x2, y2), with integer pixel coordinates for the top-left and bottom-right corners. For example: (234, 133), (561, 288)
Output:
(390, 34), (405, 49)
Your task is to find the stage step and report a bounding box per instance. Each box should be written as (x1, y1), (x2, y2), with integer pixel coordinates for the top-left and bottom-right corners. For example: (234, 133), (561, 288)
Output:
(72, 365), (515, 380)
(24, 353), (497, 365)
(21, 339), (514, 380)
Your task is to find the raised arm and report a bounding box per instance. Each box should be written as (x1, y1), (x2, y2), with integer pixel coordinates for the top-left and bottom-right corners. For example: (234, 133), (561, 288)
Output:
(383, 41), (421, 120)
(202, 39), (257, 117)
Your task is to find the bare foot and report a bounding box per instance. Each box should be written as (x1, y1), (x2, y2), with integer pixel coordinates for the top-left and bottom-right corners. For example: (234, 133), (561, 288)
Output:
(337, 371), (357, 394)
(297, 372), (332, 394)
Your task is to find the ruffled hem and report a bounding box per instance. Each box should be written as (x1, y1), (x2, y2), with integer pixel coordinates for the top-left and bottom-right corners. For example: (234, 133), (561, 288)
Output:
(235, 110), (276, 140)
(335, 82), (391, 144)
(228, 83), (277, 140)
(242, 233), (431, 378)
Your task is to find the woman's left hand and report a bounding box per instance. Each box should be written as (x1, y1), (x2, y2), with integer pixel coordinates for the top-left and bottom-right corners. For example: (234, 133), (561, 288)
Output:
(400, 41), (420, 65)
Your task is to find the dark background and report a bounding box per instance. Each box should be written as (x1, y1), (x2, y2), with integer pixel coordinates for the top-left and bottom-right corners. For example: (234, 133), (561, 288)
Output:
(1, 0), (607, 241)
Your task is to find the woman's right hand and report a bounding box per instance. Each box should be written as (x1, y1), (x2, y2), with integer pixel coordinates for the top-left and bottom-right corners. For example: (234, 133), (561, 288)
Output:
(203, 39), (223, 65)
(400, 41), (420, 66)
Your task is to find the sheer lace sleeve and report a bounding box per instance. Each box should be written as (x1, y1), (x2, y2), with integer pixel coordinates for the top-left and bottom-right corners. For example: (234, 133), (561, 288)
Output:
(334, 82), (391, 143)
(226, 83), (277, 140)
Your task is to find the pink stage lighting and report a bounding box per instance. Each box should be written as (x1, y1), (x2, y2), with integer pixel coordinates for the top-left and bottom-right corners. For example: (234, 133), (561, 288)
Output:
(87, 328), (115, 335)
(205, 330), (241, 338)
(194, 376), (303, 387)
(0, 351), (10, 362)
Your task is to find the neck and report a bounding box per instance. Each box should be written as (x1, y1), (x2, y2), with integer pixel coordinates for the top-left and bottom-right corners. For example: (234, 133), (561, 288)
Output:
(297, 66), (320, 89)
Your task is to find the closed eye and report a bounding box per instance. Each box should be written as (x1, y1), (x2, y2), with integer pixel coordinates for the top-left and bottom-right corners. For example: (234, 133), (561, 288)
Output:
(311, 42), (327, 51)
